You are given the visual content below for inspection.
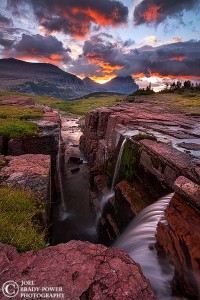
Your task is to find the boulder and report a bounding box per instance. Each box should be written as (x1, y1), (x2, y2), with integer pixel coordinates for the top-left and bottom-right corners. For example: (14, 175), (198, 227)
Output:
(0, 240), (156, 300)
(0, 154), (51, 201)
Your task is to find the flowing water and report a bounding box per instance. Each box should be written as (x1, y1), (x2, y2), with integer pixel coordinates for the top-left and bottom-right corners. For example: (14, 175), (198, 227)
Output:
(56, 130), (66, 213)
(96, 138), (126, 225)
(52, 115), (96, 244)
(114, 194), (178, 300)
(111, 138), (126, 190)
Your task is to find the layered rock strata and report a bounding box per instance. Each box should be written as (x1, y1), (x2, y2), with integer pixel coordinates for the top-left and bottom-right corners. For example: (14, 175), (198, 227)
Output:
(80, 103), (200, 240)
(80, 102), (200, 298)
(156, 177), (200, 299)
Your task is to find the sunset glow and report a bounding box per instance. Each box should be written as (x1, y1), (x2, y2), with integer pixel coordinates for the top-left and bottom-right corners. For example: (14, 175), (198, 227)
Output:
(142, 5), (161, 22)
(0, 0), (199, 89)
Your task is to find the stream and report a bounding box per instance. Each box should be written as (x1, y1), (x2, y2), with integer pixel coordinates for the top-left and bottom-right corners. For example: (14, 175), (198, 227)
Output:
(51, 115), (97, 245)
(51, 115), (187, 299)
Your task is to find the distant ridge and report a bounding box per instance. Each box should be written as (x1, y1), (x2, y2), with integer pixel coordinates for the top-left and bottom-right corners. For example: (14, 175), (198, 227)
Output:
(0, 58), (139, 99)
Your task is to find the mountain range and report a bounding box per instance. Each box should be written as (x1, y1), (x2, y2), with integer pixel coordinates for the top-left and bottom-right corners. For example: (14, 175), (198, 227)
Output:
(0, 58), (139, 99)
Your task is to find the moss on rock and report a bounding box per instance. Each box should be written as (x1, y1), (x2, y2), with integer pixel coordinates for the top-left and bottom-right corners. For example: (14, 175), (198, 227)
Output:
(119, 140), (142, 182)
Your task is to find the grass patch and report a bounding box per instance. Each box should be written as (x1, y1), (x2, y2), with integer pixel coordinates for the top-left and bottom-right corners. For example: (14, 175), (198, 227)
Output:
(0, 156), (6, 168)
(0, 119), (39, 138)
(0, 186), (46, 252)
(0, 105), (43, 120)
(33, 93), (124, 115)
(133, 133), (157, 141)
(146, 93), (200, 115)
(0, 90), (125, 116)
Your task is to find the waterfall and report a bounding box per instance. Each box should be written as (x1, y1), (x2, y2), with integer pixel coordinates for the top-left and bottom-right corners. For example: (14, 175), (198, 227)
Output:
(57, 133), (65, 207)
(111, 138), (126, 190)
(97, 139), (126, 225)
(114, 194), (176, 300)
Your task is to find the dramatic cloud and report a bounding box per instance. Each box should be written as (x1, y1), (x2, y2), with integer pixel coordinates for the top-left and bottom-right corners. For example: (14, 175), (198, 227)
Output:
(69, 39), (200, 82)
(120, 40), (200, 79)
(134, 0), (199, 25)
(0, 13), (12, 26)
(70, 33), (130, 78)
(0, 33), (14, 48)
(6, 34), (71, 65)
(7, 0), (128, 37)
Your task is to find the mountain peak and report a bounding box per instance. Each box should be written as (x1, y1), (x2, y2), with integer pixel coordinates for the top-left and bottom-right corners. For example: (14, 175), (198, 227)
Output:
(83, 77), (93, 83)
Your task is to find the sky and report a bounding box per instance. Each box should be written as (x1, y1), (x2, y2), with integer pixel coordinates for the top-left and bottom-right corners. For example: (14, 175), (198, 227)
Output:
(0, 0), (200, 90)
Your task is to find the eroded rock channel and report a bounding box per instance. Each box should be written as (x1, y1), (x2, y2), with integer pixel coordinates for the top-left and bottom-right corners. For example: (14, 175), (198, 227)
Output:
(51, 116), (96, 244)
(0, 95), (200, 300)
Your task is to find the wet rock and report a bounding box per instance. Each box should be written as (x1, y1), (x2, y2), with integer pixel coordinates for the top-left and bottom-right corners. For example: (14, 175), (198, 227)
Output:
(71, 167), (80, 174)
(177, 142), (200, 151)
(0, 154), (51, 201)
(81, 101), (200, 298)
(156, 193), (200, 299)
(93, 174), (109, 196)
(116, 180), (147, 215)
(0, 136), (6, 154)
(0, 240), (156, 300)
(81, 102), (200, 166)
(8, 135), (59, 157)
(43, 111), (61, 124)
(89, 191), (100, 215)
(69, 156), (82, 164)
(173, 176), (200, 211)
(140, 139), (199, 185)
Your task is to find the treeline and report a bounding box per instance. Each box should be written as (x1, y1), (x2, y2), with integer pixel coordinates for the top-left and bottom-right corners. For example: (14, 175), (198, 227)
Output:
(160, 80), (200, 93)
(132, 83), (155, 95)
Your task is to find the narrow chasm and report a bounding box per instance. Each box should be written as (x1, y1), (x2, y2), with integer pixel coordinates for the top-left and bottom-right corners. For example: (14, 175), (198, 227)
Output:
(51, 115), (97, 245)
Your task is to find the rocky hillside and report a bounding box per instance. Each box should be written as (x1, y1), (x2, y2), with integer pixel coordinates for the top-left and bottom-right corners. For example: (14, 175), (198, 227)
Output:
(0, 58), (138, 99)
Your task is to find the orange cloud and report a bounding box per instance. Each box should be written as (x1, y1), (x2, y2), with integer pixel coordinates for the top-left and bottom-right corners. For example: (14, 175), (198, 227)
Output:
(169, 56), (186, 61)
(131, 73), (146, 79)
(142, 5), (161, 22)
(85, 52), (124, 75)
(99, 62), (124, 73)
(16, 54), (63, 65)
(147, 71), (200, 80)
(172, 37), (182, 43)
(19, 0), (128, 38)
(70, 7), (123, 27)
(90, 74), (115, 83)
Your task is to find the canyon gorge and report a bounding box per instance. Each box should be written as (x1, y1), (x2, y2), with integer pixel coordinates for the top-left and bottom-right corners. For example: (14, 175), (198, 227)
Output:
(0, 93), (199, 300)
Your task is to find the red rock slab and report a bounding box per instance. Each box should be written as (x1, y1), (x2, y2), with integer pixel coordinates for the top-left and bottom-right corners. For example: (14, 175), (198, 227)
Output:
(173, 176), (200, 210)
(0, 154), (51, 200)
(0, 241), (156, 300)
(43, 111), (61, 124)
(156, 194), (200, 298)
(0, 98), (35, 106)
(140, 139), (199, 182)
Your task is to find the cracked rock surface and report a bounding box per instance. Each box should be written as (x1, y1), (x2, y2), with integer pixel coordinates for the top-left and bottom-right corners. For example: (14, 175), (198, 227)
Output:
(0, 240), (156, 300)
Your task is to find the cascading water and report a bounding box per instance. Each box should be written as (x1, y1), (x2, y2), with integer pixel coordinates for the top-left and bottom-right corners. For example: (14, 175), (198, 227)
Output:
(56, 120), (70, 221)
(52, 115), (96, 244)
(111, 138), (126, 190)
(114, 194), (177, 300)
(96, 139), (127, 225)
